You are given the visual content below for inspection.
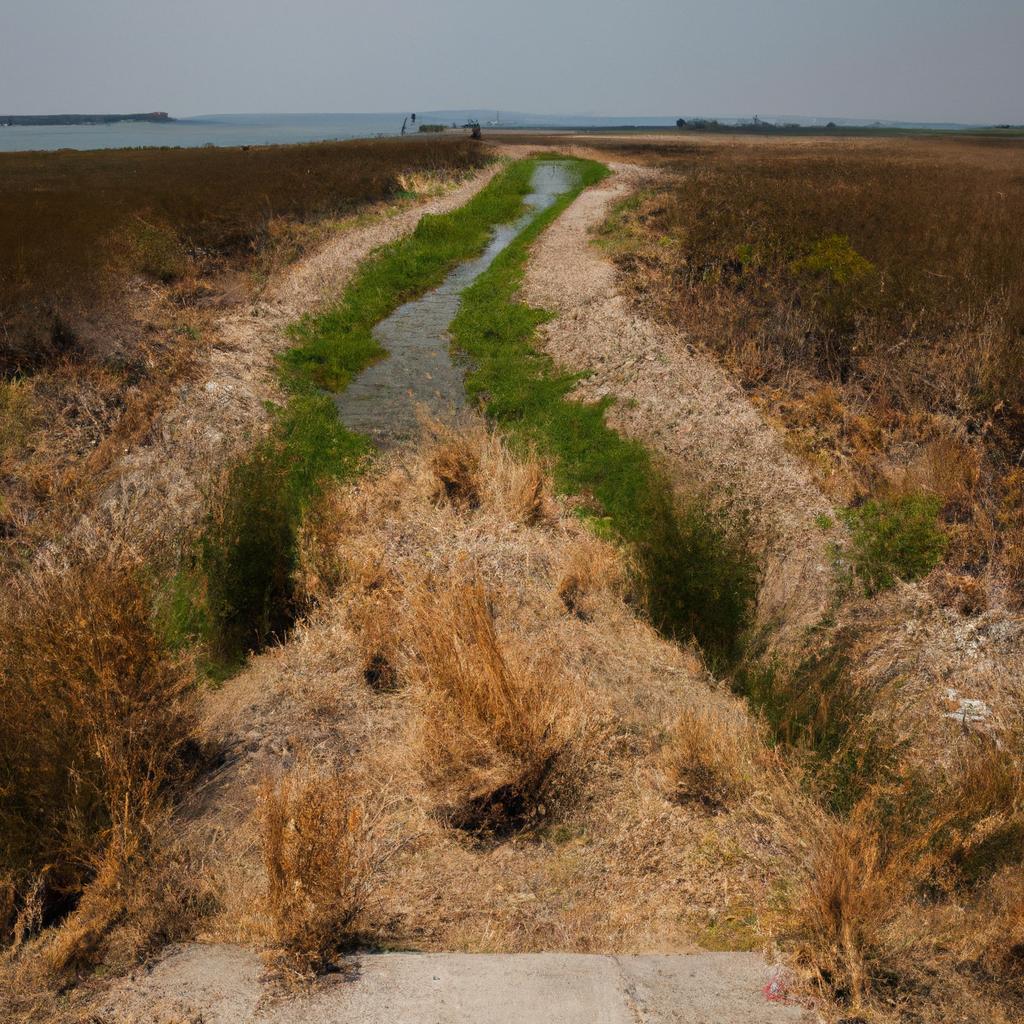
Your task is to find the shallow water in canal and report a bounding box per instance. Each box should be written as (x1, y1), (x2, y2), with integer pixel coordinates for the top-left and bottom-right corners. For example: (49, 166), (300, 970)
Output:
(335, 161), (578, 446)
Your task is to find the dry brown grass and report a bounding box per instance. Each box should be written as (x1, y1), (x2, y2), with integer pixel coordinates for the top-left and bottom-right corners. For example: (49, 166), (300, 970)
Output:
(0, 139), (490, 585)
(792, 813), (916, 1009)
(407, 577), (589, 834)
(0, 550), (196, 934)
(602, 135), (1024, 605)
(260, 766), (393, 972)
(784, 728), (1024, 1018)
(425, 419), (556, 526)
(189, 423), (792, 957)
(556, 532), (628, 621)
(661, 702), (772, 811)
(0, 549), (203, 1023)
(0, 137), (488, 373)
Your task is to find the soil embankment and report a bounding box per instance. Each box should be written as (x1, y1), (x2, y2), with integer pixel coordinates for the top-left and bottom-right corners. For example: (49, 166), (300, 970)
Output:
(74, 163), (504, 556)
(518, 156), (837, 650)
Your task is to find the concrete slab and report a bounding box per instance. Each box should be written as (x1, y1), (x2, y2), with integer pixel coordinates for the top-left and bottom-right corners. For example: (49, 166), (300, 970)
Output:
(104, 945), (810, 1023)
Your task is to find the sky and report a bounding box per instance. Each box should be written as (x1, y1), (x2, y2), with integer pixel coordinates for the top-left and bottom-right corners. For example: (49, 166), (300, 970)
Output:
(3, 0), (1022, 124)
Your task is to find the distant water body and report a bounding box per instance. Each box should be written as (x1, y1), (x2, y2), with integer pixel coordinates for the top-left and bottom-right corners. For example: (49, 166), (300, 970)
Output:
(0, 111), (988, 153)
(0, 113), (428, 153)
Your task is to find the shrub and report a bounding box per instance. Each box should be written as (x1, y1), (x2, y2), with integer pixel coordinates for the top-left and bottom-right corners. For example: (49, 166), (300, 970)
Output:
(408, 579), (587, 834)
(0, 552), (195, 936)
(790, 234), (876, 287)
(261, 768), (385, 971)
(661, 702), (769, 810)
(793, 814), (916, 1009)
(839, 492), (947, 593)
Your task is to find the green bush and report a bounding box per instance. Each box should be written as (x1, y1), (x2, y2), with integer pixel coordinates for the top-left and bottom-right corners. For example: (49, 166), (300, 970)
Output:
(790, 234), (875, 286)
(839, 492), (947, 593)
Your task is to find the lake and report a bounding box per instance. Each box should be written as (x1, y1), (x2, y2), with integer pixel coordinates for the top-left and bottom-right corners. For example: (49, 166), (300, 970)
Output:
(0, 113), (445, 152)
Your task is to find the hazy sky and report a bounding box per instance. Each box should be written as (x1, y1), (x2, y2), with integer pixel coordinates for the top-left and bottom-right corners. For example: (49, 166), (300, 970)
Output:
(3, 0), (1021, 123)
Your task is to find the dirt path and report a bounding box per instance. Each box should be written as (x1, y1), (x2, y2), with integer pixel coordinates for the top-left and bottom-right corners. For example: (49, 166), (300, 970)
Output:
(519, 158), (837, 651)
(75, 164), (503, 554)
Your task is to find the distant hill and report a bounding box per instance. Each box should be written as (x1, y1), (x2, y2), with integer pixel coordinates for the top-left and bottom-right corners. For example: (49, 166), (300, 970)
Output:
(0, 112), (173, 126)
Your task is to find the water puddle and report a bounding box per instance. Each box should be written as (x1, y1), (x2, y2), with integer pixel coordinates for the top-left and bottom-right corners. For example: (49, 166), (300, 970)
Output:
(335, 161), (578, 445)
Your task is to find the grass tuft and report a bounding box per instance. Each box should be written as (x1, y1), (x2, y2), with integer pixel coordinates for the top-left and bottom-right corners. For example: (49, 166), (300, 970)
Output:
(261, 766), (389, 972)
(838, 492), (947, 594)
(409, 578), (588, 835)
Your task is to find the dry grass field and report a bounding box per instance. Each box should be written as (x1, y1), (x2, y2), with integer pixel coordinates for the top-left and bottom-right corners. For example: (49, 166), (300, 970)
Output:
(588, 132), (1024, 605)
(548, 131), (1024, 1023)
(2, 133), (1023, 1024)
(0, 136), (487, 371)
(0, 137), (488, 570)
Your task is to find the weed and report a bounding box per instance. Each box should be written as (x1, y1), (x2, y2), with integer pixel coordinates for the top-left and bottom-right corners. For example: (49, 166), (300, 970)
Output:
(661, 702), (769, 810)
(604, 136), (1024, 598)
(183, 160), (567, 671)
(0, 551), (195, 936)
(281, 159), (534, 392)
(261, 767), (388, 971)
(839, 493), (947, 593)
(0, 137), (488, 372)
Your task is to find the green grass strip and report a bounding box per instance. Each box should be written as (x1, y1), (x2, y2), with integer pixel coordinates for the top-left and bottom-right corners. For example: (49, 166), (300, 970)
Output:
(452, 158), (757, 669)
(281, 158), (535, 392)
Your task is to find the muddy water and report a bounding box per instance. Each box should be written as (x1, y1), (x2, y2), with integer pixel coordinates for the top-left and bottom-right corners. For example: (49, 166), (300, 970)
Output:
(335, 161), (578, 445)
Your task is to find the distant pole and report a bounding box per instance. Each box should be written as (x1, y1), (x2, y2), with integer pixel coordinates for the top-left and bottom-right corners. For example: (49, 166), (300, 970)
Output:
(401, 116), (408, 135)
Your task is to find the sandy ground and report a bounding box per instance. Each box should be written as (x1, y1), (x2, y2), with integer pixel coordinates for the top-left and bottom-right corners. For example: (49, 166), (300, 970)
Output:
(517, 158), (837, 651)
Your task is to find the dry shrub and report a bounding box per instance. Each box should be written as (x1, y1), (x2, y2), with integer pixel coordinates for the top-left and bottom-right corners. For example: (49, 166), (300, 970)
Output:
(965, 865), (1024, 991)
(997, 468), (1024, 605)
(345, 555), (405, 693)
(661, 702), (771, 810)
(793, 812), (917, 1009)
(929, 570), (989, 616)
(261, 767), (390, 971)
(294, 486), (357, 608)
(429, 431), (481, 511)
(408, 578), (587, 834)
(792, 732), (1024, 1012)
(913, 434), (982, 521)
(0, 550), (195, 944)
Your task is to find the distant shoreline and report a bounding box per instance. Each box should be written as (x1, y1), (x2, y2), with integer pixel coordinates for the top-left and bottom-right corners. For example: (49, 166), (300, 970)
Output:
(0, 112), (173, 127)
